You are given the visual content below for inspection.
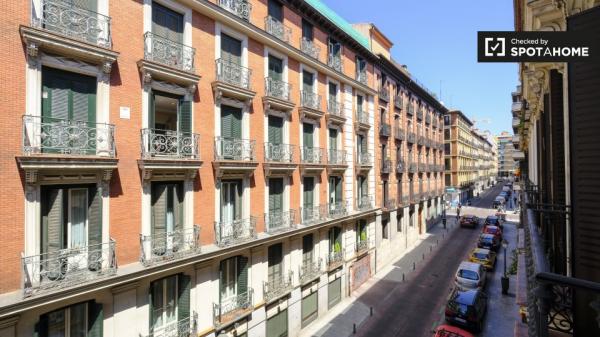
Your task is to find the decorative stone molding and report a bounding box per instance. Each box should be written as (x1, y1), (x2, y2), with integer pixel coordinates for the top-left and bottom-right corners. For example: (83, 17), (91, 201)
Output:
(111, 281), (140, 294)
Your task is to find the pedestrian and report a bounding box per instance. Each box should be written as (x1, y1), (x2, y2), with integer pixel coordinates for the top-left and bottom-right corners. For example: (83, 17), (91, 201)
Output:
(457, 204), (461, 218)
(442, 216), (447, 229)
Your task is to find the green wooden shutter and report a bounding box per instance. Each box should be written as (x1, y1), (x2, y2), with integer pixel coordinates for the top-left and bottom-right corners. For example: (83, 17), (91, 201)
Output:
(268, 115), (283, 145)
(152, 2), (183, 43)
(234, 180), (242, 220)
(268, 55), (283, 81)
(268, 0), (283, 21)
(303, 123), (313, 148)
(361, 176), (367, 197)
(237, 256), (249, 295)
(328, 178), (334, 204)
(174, 183), (184, 232)
(303, 71), (313, 92)
(221, 105), (242, 140)
(269, 178), (283, 213)
(328, 83), (336, 104)
(336, 177), (342, 203)
(178, 99), (191, 134)
(266, 309), (288, 337)
(221, 34), (242, 64)
(148, 90), (155, 129)
(177, 274), (191, 323)
(87, 300), (103, 337)
(357, 96), (363, 114)
(152, 184), (167, 236)
(42, 188), (64, 255)
(88, 186), (102, 246)
(302, 234), (313, 264)
(329, 129), (337, 151)
(268, 243), (283, 282)
(149, 281), (157, 331)
(303, 177), (314, 208)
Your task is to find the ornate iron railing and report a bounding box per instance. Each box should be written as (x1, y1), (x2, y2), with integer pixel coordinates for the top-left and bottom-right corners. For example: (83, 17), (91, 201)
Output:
(143, 32), (195, 72)
(218, 0), (252, 21)
(379, 123), (391, 137)
(381, 158), (392, 174)
(396, 159), (405, 173)
(327, 100), (343, 117)
(263, 270), (293, 302)
(299, 258), (322, 284)
(378, 86), (389, 101)
(300, 90), (321, 110)
(384, 198), (396, 210)
(264, 143), (294, 162)
(301, 205), (326, 225)
(400, 195), (409, 206)
(140, 312), (197, 337)
(301, 146), (324, 164)
(416, 109), (423, 120)
(327, 250), (343, 269)
(328, 53), (342, 72)
(214, 137), (256, 161)
(395, 126), (405, 141)
(215, 58), (252, 90)
(300, 37), (320, 59)
(408, 162), (417, 173)
(356, 110), (369, 125)
(33, 0), (112, 48)
(265, 209), (296, 233)
(394, 95), (403, 109)
(265, 77), (291, 101)
(139, 226), (200, 267)
(141, 128), (200, 159)
(407, 105), (415, 115)
(328, 149), (347, 165)
(265, 16), (291, 43)
(214, 217), (257, 247)
(356, 71), (367, 85)
(425, 114), (431, 124)
(356, 152), (372, 166)
(22, 115), (116, 157)
(356, 239), (368, 254)
(22, 239), (117, 297)
(213, 289), (253, 329)
(407, 131), (416, 143)
(357, 196), (373, 211)
(327, 201), (348, 219)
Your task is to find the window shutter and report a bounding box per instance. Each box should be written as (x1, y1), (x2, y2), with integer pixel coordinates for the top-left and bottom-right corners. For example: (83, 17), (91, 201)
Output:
(328, 178), (334, 204)
(221, 105), (233, 139)
(152, 2), (183, 43)
(87, 300), (103, 337)
(302, 19), (313, 41)
(174, 183), (184, 232)
(148, 90), (155, 129)
(268, 55), (283, 81)
(42, 188), (63, 255)
(218, 260), (224, 307)
(268, 243), (282, 282)
(302, 234), (313, 264)
(237, 256), (249, 295)
(361, 176), (367, 197)
(269, 178), (283, 213)
(234, 180), (242, 220)
(357, 96), (363, 114)
(268, 115), (283, 145)
(221, 34), (242, 64)
(178, 99), (192, 134)
(149, 281), (157, 331)
(232, 107), (242, 140)
(303, 177), (314, 208)
(328, 83), (336, 104)
(302, 71), (313, 92)
(177, 274), (191, 323)
(335, 178), (342, 203)
(329, 129), (337, 151)
(268, 0), (283, 21)
(303, 123), (313, 148)
(152, 184), (167, 236)
(88, 186), (102, 247)
(43, 73), (69, 121)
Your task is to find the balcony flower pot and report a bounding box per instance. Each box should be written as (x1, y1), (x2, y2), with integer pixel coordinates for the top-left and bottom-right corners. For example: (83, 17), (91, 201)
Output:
(501, 275), (509, 294)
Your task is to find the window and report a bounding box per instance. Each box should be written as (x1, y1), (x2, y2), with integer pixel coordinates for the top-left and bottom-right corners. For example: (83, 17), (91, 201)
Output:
(267, 115), (283, 146)
(328, 82), (338, 108)
(302, 123), (314, 148)
(444, 115), (450, 125)
(356, 56), (366, 80)
(383, 180), (389, 206)
(444, 129), (450, 140)
(328, 277), (341, 308)
(357, 176), (368, 200)
(268, 178), (284, 214)
(357, 134), (367, 158)
(37, 301), (103, 337)
(267, 243), (283, 283)
(268, 54), (283, 81)
(302, 19), (313, 41)
(444, 143), (451, 155)
(268, 0), (283, 22)
(220, 179), (242, 224)
(397, 213), (403, 232)
(219, 256), (249, 309)
(357, 95), (364, 114)
(328, 37), (341, 58)
(303, 177), (315, 210)
(329, 227), (342, 254)
(152, 2), (184, 43)
(357, 219), (367, 244)
(151, 182), (184, 253)
(382, 219), (389, 239)
(150, 274), (192, 333)
(221, 105), (242, 141)
(148, 91), (191, 142)
(302, 71), (314, 93)
(328, 176), (342, 205)
(329, 128), (338, 153)
(302, 234), (314, 265)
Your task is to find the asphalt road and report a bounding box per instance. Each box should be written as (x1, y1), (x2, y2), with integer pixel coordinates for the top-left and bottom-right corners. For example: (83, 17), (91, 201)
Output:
(354, 183), (507, 337)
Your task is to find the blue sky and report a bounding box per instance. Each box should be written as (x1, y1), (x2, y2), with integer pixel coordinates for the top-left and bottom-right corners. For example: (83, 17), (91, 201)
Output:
(322, 0), (518, 136)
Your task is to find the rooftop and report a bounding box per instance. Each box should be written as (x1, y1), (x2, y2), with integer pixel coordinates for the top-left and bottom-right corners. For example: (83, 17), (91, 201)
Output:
(305, 0), (371, 50)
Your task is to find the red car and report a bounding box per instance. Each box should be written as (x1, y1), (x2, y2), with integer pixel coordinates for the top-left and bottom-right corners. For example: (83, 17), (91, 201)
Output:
(460, 215), (479, 228)
(482, 225), (502, 240)
(434, 324), (475, 337)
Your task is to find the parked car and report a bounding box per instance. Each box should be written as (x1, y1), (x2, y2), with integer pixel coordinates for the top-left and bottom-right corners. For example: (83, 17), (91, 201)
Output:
(484, 215), (503, 229)
(445, 287), (488, 332)
(482, 225), (503, 241)
(433, 324), (475, 337)
(455, 261), (487, 289)
(492, 196), (505, 208)
(478, 233), (500, 251)
(460, 215), (479, 228)
(468, 248), (497, 271)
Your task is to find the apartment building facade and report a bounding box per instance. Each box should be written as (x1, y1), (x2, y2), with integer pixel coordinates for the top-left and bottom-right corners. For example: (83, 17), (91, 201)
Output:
(495, 131), (517, 177)
(0, 0), (446, 336)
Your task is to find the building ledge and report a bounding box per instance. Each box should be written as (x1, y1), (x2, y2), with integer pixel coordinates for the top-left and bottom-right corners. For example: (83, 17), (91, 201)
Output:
(326, 113), (347, 125)
(263, 162), (297, 176)
(137, 59), (200, 89)
(212, 81), (256, 105)
(262, 96), (295, 112)
(137, 158), (202, 181)
(17, 155), (118, 183)
(298, 106), (325, 120)
(213, 160), (259, 178)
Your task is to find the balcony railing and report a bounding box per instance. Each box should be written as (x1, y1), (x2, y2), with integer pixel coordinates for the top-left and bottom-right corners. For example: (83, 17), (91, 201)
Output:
(139, 226), (200, 266)
(356, 239), (368, 254)
(213, 289), (253, 329)
(300, 37), (320, 59)
(378, 86), (389, 101)
(141, 128), (200, 159)
(357, 195), (373, 211)
(384, 198), (396, 210)
(396, 159), (405, 173)
(264, 16), (291, 42)
(425, 114), (431, 124)
(265, 209), (296, 234)
(416, 109), (423, 120)
(214, 217), (257, 247)
(215, 59), (252, 90)
(142, 312), (197, 337)
(407, 105), (415, 115)
(327, 201), (348, 218)
(327, 250), (343, 269)
(214, 137), (256, 161)
(299, 258), (322, 284)
(265, 77), (291, 101)
(407, 131), (416, 143)
(356, 71), (367, 85)
(263, 271), (293, 302)
(381, 158), (391, 174)
(301, 147), (324, 164)
(399, 195), (409, 206)
(328, 53), (342, 72)
(408, 162), (417, 173)
(301, 205), (326, 225)
(379, 123), (391, 137)
(33, 0), (112, 48)
(22, 239), (117, 297)
(327, 100), (343, 117)
(356, 110), (369, 125)
(22, 115), (116, 157)
(328, 149), (347, 165)
(300, 90), (321, 110)
(394, 126), (405, 141)
(143, 32), (195, 72)
(356, 152), (372, 166)
(218, 0), (252, 21)
(394, 95), (403, 109)
(264, 143), (294, 163)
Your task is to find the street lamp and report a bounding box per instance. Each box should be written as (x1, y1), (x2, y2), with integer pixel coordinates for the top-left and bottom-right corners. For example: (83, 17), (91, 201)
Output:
(501, 239), (509, 294)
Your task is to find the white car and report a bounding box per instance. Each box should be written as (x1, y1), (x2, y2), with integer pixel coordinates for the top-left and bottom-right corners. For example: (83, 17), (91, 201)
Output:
(455, 261), (487, 290)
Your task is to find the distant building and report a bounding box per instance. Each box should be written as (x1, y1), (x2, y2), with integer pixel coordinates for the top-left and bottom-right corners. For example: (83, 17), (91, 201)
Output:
(496, 131), (517, 177)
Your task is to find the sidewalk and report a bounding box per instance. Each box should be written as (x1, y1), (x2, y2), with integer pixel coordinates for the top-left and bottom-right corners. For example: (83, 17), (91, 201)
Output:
(300, 219), (458, 337)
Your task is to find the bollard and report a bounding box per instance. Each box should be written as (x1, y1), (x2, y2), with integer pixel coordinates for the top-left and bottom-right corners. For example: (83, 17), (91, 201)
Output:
(413, 262), (416, 270)
(370, 307), (373, 316)
(353, 323), (356, 334)
(402, 273), (405, 282)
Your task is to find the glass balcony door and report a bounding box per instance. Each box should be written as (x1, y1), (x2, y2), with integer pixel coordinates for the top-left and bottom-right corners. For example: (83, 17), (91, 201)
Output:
(220, 180), (242, 225)
(150, 275), (178, 333)
(329, 176), (342, 205)
(147, 91), (191, 156)
(219, 256), (249, 312)
(151, 182), (184, 255)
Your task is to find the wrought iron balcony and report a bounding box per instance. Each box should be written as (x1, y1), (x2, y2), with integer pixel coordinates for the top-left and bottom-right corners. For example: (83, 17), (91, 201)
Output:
(400, 195), (409, 207)
(301, 147), (324, 164)
(394, 95), (403, 109)
(142, 312), (197, 337)
(300, 37), (320, 59)
(425, 114), (431, 124)
(215, 58), (252, 90)
(379, 123), (391, 137)
(356, 239), (368, 254)
(264, 143), (294, 163)
(417, 135), (425, 146)
(263, 271), (293, 302)
(301, 205), (326, 225)
(265, 77), (291, 101)
(140, 128), (200, 159)
(356, 152), (372, 166)
(396, 159), (405, 173)
(218, 0), (252, 21)
(327, 250), (343, 269)
(265, 16), (291, 43)
(300, 90), (321, 111)
(299, 258), (322, 285)
(33, 0), (112, 48)
(381, 158), (392, 174)
(357, 196), (373, 211)
(143, 32), (195, 72)
(378, 86), (389, 101)
(214, 137), (256, 161)
(214, 217), (257, 247)
(432, 118), (439, 128)
(408, 162), (417, 173)
(356, 71), (367, 85)
(394, 126), (405, 141)
(265, 209), (296, 234)
(327, 100), (343, 117)
(213, 289), (253, 329)
(356, 110), (369, 125)
(328, 149), (347, 165)
(416, 109), (423, 120)
(22, 239), (117, 297)
(407, 105), (415, 115)
(384, 198), (396, 210)
(139, 226), (200, 267)
(22, 115), (116, 157)
(327, 201), (348, 219)
(328, 53), (343, 72)
(407, 131), (416, 143)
